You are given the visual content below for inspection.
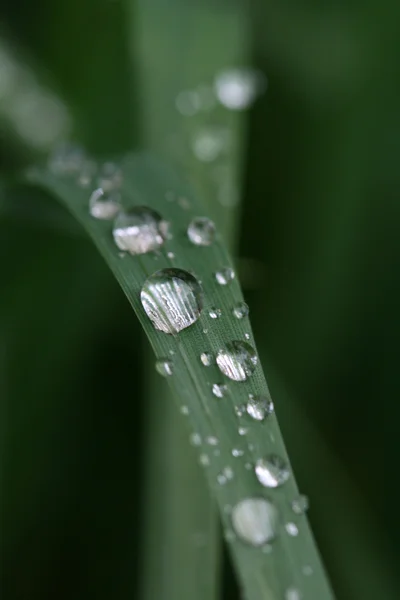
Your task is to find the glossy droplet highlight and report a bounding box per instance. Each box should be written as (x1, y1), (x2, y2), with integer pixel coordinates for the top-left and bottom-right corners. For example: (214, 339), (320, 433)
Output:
(212, 383), (227, 398)
(232, 498), (279, 546)
(113, 207), (167, 255)
(285, 588), (302, 600)
(215, 267), (235, 285)
(187, 217), (216, 246)
(214, 68), (266, 111)
(216, 341), (258, 382)
(155, 359), (173, 377)
(255, 455), (290, 488)
(89, 188), (120, 220)
(233, 302), (249, 319)
(291, 495), (309, 515)
(285, 522), (299, 537)
(141, 268), (203, 334)
(200, 352), (213, 366)
(209, 307), (222, 319)
(246, 394), (274, 421)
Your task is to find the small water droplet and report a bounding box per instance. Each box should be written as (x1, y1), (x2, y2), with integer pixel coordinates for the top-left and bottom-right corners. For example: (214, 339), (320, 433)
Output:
(285, 522), (299, 537)
(199, 453), (210, 466)
(203, 328), (209, 335)
(244, 333), (250, 340)
(255, 455), (290, 488)
(223, 466), (234, 480)
(167, 251), (175, 259)
(245, 462), (252, 470)
(291, 495), (309, 515)
(212, 383), (228, 398)
(214, 68), (266, 111)
(187, 217), (216, 246)
(209, 307), (222, 319)
(141, 268), (203, 334)
(89, 188), (120, 220)
(233, 302), (249, 319)
(192, 127), (230, 162)
(302, 565), (313, 577)
(200, 352), (213, 366)
(180, 405), (190, 415)
(285, 588), (302, 600)
(217, 473), (227, 485)
(216, 341), (258, 382)
(215, 267), (235, 285)
(155, 359), (174, 377)
(113, 207), (168, 255)
(190, 433), (202, 446)
(232, 448), (244, 457)
(97, 162), (122, 192)
(246, 394), (274, 421)
(231, 498), (279, 546)
(234, 404), (246, 417)
(238, 427), (248, 436)
(206, 436), (219, 446)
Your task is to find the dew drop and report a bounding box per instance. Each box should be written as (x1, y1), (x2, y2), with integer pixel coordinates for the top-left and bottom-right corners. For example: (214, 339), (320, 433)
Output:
(192, 127), (230, 162)
(217, 473), (227, 485)
(238, 427), (248, 436)
(155, 359), (174, 377)
(285, 588), (302, 600)
(302, 565), (313, 577)
(167, 251), (175, 259)
(255, 455), (290, 488)
(216, 341), (258, 382)
(141, 268), (203, 334)
(89, 188), (120, 220)
(234, 404), (246, 417)
(187, 217), (216, 246)
(245, 462), (252, 470)
(246, 394), (274, 421)
(231, 498), (279, 546)
(285, 522), (299, 537)
(200, 352), (213, 366)
(97, 162), (122, 192)
(209, 307), (222, 319)
(190, 433), (202, 446)
(224, 466), (234, 480)
(214, 68), (266, 111)
(232, 448), (244, 457)
(233, 302), (249, 319)
(113, 207), (167, 255)
(206, 436), (219, 446)
(180, 405), (190, 415)
(212, 383), (228, 398)
(199, 454), (210, 466)
(291, 495), (309, 515)
(215, 267), (235, 285)
(244, 333), (250, 340)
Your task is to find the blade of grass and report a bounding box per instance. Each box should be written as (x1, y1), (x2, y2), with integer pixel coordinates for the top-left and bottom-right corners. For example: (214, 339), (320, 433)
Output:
(26, 152), (334, 600)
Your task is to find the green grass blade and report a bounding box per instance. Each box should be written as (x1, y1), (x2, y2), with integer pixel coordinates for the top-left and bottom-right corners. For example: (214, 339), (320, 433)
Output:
(25, 152), (334, 600)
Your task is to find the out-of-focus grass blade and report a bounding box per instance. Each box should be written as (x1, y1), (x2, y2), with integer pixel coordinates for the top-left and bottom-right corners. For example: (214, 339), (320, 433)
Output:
(26, 152), (334, 600)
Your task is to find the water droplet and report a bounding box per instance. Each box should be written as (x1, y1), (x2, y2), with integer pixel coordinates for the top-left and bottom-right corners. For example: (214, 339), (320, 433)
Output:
(285, 522), (299, 537)
(97, 162), (122, 192)
(246, 394), (274, 421)
(217, 473), (227, 485)
(234, 404), (246, 417)
(155, 359), (174, 377)
(200, 352), (213, 366)
(141, 268), (203, 334)
(216, 341), (258, 382)
(302, 565), (313, 576)
(238, 427), (248, 436)
(291, 495), (309, 515)
(285, 588), (302, 600)
(214, 68), (266, 111)
(199, 453), (210, 466)
(167, 251), (175, 259)
(232, 448), (244, 457)
(187, 217), (216, 246)
(180, 405), (190, 415)
(231, 498), (279, 546)
(215, 267), (235, 285)
(190, 433), (202, 446)
(209, 307), (222, 319)
(113, 207), (167, 255)
(244, 333), (250, 340)
(206, 436), (219, 446)
(224, 466), (234, 480)
(255, 455), (290, 488)
(212, 383), (228, 398)
(89, 188), (120, 220)
(232, 302), (249, 319)
(192, 127), (230, 162)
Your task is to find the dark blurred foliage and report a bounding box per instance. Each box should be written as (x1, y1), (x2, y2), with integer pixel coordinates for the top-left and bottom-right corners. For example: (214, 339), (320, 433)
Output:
(1, 0), (400, 599)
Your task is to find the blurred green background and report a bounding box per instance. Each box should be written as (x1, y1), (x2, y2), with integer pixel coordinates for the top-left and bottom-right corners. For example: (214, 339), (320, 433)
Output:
(1, 0), (399, 598)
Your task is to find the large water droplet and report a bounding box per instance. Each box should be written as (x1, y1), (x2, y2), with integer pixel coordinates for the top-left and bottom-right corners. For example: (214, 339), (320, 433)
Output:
(216, 341), (258, 382)
(231, 498), (279, 546)
(215, 267), (235, 285)
(141, 268), (203, 334)
(155, 359), (174, 377)
(214, 68), (266, 110)
(187, 217), (216, 246)
(233, 302), (249, 319)
(113, 207), (167, 255)
(291, 495), (309, 515)
(255, 455), (290, 488)
(89, 188), (120, 220)
(246, 394), (274, 421)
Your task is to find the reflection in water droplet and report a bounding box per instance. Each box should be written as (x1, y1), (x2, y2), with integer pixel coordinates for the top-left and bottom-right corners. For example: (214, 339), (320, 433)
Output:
(215, 267), (235, 285)
(285, 522), (299, 537)
(216, 341), (258, 382)
(233, 302), (249, 319)
(200, 352), (213, 366)
(214, 68), (266, 110)
(113, 207), (167, 255)
(155, 359), (174, 377)
(212, 383), (228, 398)
(246, 394), (274, 421)
(255, 455), (290, 488)
(141, 268), (203, 334)
(89, 188), (120, 220)
(291, 495), (309, 515)
(232, 498), (279, 546)
(187, 217), (216, 246)
(209, 307), (222, 319)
